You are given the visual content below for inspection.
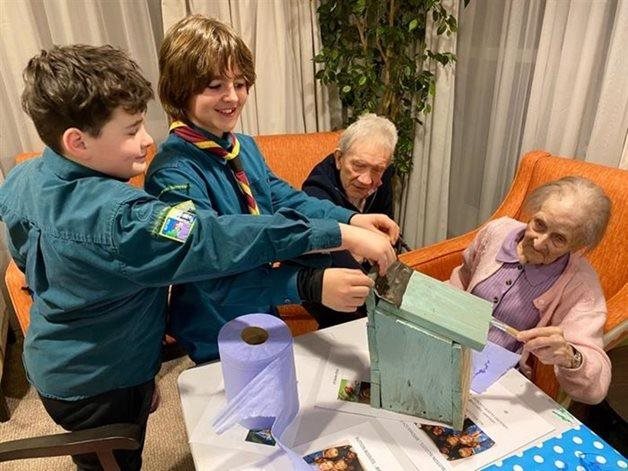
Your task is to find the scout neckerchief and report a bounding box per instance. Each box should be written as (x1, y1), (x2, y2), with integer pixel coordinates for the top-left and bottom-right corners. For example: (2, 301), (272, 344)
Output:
(170, 120), (260, 215)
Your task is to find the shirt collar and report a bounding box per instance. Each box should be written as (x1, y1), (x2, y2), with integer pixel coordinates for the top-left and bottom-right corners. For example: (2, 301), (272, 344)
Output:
(190, 123), (232, 149)
(496, 227), (522, 263)
(496, 227), (570, 285)
(42, 147), (124, 181)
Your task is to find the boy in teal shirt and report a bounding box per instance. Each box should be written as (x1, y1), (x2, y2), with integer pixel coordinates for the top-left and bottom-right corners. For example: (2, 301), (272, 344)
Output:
(146, 15), (400, 364)
(0, 44), (394, 470)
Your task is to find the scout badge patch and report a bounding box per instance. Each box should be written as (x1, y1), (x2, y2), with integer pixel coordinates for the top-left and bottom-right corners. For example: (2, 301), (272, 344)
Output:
(157, 200), (197, 243)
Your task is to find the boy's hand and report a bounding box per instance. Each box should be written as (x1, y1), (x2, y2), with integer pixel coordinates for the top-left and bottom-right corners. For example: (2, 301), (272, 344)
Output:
(349, 214), (400, 245)
(338, 224), (396, 275)
(517, 326), (577, 368)
(321, 268), (374, 312)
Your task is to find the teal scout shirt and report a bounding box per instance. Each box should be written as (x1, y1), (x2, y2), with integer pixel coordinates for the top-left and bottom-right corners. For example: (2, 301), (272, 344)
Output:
(0, 148), (341, 399)
(145, 131), (355, 362)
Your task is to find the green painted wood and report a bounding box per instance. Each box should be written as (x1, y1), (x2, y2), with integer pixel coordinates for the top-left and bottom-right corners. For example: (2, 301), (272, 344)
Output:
(366, 294), (382, 408)
(450, 343), (470, 430)
(397, 271), (492, 351)
(368, 307), (468, 428)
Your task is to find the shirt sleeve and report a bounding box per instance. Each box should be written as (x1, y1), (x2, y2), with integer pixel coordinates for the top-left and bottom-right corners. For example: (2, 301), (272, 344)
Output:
(380, 167), (395, 219)
(144, 163), (315, 302)
(302, 176), (336, 201)
(449, 234), (481, 290)
(552, 282), (611, 404)
(263, 162), (355, 223)
(112, 196), (341, 287)
(204, 263), (302, 307)
(145, 165), (214, 211)
(268, 168), (354, 222)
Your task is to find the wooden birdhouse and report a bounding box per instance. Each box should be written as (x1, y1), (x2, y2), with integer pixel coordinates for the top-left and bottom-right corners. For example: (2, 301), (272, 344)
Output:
(366, 264), (492, 430)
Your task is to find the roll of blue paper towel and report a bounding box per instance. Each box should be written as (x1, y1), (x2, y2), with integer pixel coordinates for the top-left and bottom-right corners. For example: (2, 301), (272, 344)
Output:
(216, 313), (298, 431)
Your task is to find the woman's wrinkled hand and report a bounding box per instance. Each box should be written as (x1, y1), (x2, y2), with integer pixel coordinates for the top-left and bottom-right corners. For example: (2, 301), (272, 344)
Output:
(517, 326), (578, 368)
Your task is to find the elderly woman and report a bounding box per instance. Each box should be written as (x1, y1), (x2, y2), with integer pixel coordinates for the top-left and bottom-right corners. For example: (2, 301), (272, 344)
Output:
(302, 113), (398, 327)
(450, 176), (611, 404)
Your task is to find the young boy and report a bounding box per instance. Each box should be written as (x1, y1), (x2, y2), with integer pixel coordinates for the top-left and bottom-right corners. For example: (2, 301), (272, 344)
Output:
(0, 44), (394, 470)
(146, 15), (400, 364)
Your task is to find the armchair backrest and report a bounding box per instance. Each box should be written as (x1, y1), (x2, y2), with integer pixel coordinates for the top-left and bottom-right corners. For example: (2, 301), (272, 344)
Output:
(254, 131), (341, 189)
(493, 151), (628, 302)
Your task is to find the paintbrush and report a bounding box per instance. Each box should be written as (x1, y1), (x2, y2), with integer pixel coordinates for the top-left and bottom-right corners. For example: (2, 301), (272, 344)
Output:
(490, 318), (520, 338)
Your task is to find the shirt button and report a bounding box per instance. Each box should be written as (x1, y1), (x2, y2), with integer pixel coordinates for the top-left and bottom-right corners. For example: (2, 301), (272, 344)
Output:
(493, 296), (499, 303)
(506, 280), (512, 285)
(284, 298), (291, 304)
(517, 264), (523, 270)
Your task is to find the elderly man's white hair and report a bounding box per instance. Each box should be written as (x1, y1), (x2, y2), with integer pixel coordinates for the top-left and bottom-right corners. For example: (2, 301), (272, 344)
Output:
(338, 113), (398, 155)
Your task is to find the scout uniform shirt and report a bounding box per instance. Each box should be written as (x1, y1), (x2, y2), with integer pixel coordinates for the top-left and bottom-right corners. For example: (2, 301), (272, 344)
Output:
(145, 132), (356, 363)
(0, 148), (341, 400)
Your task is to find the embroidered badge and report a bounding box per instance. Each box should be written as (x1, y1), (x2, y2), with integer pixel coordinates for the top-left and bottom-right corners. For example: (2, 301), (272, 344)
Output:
(157, 205), (196, 243)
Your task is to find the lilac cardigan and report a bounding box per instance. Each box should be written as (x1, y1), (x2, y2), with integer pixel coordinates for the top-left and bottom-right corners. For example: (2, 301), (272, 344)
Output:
(449, 217), (611, 404)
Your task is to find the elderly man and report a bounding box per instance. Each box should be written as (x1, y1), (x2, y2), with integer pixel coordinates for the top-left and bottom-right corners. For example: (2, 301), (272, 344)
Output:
(302, 114), (398, 327)
(303, 113), (396, 218)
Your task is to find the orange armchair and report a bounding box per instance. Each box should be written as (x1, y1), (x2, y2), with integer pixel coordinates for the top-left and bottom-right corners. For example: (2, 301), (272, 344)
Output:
(399, 150), (628, 400)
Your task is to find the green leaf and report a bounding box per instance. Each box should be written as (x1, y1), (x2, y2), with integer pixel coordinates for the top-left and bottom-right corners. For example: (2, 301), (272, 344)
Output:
(315, 0), (458, 179)
(353, 0), (366, 14)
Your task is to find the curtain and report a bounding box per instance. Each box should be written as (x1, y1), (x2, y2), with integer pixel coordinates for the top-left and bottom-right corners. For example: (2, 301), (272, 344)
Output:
(398, 0), (458, 248)
(0, 0), (167, 177)
(161, 0), (337, 135)
(521, 0), (627, 167)
(448, 0), (545, 237)
(449, 0), (627, 237)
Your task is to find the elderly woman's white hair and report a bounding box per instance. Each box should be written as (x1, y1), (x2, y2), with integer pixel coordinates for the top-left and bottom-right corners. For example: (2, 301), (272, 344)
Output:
(524, 176), (611, 249)
(338, 113), (398, 154)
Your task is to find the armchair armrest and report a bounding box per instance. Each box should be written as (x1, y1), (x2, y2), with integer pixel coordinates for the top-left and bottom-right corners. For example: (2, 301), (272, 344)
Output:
(5, 260), (31, 334)
(398, 230), (477, 281)
(276, 305), (319, 336)
(0, 423), (141, 470)
(604, 283), (628, 350)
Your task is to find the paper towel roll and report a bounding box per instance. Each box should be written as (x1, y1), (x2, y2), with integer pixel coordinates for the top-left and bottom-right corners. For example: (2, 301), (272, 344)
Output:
(217, 313), (296, 430)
